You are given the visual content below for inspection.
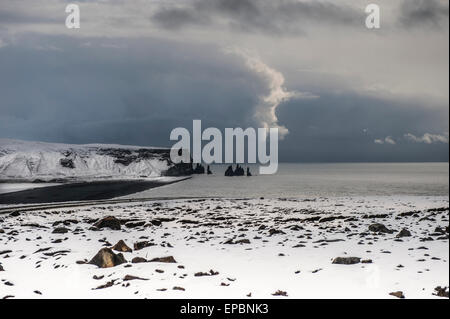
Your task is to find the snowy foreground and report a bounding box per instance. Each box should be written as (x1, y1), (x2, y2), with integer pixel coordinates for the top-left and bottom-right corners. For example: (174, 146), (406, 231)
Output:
(0, 196), (449, 299)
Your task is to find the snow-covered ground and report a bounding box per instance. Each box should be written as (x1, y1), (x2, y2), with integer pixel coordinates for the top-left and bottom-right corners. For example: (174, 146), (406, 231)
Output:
(0, 196), (448, 299)
(0, 138), (172, 181)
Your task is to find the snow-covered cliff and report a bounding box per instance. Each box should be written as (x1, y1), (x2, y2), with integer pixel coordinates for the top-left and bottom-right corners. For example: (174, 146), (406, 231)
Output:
(0, 139), (189, 182)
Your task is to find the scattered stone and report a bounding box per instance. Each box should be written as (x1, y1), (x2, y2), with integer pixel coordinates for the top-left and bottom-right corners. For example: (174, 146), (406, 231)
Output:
(368, 223), (394, 234)
(123, 275), (148, 281)
(149, 256), (177, 263)
(389, 291), (405, 299)
(361, 259), (373, 264)
(131, 257), (147, 264)
(224, 238), (251, 245)
(125, 221), (146, 229)
(173, 286), (185, 291)
(93, 280), (116, 290)
(93, 216), (121, 230)
(268, 228), (286, 236)
(88, 248), (126, 268)
(134, 241), (155, 251)
(272, 290), (288, 297)
(52, 227), (69, 234)
(332, 257), (361, 265)
(396, 228), (412, 238)
(433, 286), (449, 298)
(194, 270), (219, 277)
(111, 240), (132, 253)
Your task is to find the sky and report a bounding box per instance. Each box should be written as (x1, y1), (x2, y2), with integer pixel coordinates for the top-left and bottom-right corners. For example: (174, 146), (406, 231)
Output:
(0, 0), (448, 162)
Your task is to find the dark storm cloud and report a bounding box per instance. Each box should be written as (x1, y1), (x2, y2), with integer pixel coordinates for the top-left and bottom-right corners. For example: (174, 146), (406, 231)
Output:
(152, 0), (363, 35)
(0, 34), (447, 162)
(399, 0), (449, 29)
(0, 34), (264, 146)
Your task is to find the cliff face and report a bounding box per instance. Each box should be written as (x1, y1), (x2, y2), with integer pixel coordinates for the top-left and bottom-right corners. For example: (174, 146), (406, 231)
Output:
(0, 139), (192, 182)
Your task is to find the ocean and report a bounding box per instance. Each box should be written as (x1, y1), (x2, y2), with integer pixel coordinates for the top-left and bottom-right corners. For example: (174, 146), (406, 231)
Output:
(124, 162), (450, 199)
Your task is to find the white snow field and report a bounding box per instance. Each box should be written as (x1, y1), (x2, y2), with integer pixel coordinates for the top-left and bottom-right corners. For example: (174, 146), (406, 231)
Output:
(0, 196), (448, 299)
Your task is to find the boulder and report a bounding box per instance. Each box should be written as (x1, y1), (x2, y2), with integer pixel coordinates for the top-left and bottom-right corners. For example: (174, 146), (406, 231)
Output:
(131, 257), (148, 264)
(134, 241), (155, 251)
(123, 275), (148, 281)
(332, 257), (361, 265)
(52, 227), (69, 234)
(396, 228), (412, 238)
(88, 248), (126, 268)
(111, 240), (132, 253)
(433, 286), (449, 298)
(148, 256), (177, 263)
(0, 264), (4, 271)
(368, 223), (394, 234)
(93, 216), (121, 230)
(389, 291), (405, 299)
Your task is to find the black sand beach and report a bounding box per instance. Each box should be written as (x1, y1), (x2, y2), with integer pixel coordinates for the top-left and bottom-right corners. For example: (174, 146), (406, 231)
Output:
(0, 179), (187, 205)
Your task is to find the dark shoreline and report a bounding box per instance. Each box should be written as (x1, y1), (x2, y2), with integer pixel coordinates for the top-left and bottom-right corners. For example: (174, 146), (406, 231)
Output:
(0, 178), (188, 205)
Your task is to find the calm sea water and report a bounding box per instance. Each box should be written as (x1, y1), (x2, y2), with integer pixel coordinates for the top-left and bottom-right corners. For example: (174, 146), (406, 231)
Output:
(126, 163), (449, 199)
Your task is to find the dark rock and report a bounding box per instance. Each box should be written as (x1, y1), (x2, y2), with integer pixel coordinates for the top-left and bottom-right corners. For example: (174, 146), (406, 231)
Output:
(319, 216), (347, 223)
(134, 241), (155, 251)
(88, 248), (127, 268)
(0, 264), (4, 271)
(272, 290), (288, 297)
(111, 240), (132, 253)
(148, 256), (177, 263)
(361, 259), (373, 264)
(225, 165), (234, 176)
(123, 275), (148, 281)
(125, 221), (145, 228)
(396, 228), (412, 238)
(433, 286), (449, 298)
(93, 280), (116, 290)
(150, 219), (162, 226)
(368, 223), (394, 234)
(389, 291), (405, 299)
(268, 228), (286, 236)
(194, 270), (219, 277)
(332, 257), (361, 265)
(131, 257), (147, 264)
(93, 216), (121, 230)
(193, 163), (205, 174)
(52, 227), (69, 234)
(224, 238), (251, 245)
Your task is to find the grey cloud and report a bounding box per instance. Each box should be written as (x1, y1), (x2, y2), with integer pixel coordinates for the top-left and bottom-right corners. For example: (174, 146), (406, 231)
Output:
(399, 0), (449, 29)
(277, 92), (449, 162)
(152, 0), (363, 35)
